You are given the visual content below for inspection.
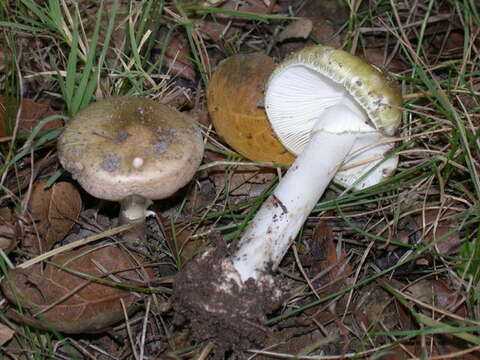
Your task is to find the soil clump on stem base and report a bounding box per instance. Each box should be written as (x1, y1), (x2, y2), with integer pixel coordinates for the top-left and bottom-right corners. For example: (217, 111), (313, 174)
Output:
(173, 239), (283, 355)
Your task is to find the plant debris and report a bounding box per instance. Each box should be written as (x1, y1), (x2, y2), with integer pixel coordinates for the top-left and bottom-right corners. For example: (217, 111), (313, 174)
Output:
(1, 244), (153, 334)
(23, 179), (82, 254)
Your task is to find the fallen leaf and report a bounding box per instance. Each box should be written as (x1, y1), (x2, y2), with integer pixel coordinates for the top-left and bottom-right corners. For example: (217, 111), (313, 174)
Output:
(261, 324), (324, 360)
(1, 245), (153, 334)
(405, 279), (466, 316)
(309, 219), (352, 295)
(0, 207), (18, 253)
(277, 19), (313, 42)
(164, 224), (209, 264)
(353, 284), (405, 341)
(83, 0), (129, 56)
(205, 150), (277, 201)
(0, 97), (63, 138)
(297, 0), (348, 48)
(0, 323), (14, 347)
(3, 154), (59, 196)
(24, 180), (82, 254)
(156, 29), (196, 82)
(418, 209), (462, 255)
(360, 48), (408, 73)
(0, 47), (11, 72)
(197, 0), (283, 41)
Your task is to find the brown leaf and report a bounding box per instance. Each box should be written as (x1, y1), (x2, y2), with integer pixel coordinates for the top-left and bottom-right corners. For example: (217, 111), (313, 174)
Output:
(261, 325), (323, 359)
(353, 284), (404, 339)
(83, 0), (129, 57)
(0, 47), (11, 73)
(225, 0), (282, 15)
(25, 180), (82, 254)
(0, 322), (14, 347)
(297, 0), (348, 48)
(417, 209), (462, 255)
(3, 154), (59, 196)
(360, 48), (408, 73)
(204, 150), (276, 201)
(1, 245), (153, 334)
(156, 29), (196, 82)
(197, 0), (283, 42)
(0, 207), (18, 253)
(309, 219), (352, 295)
(0, 97), (63, 138)
(277, 19), (313, 42)
(405, 279), (466, 316)
(164, 224), (209, 264)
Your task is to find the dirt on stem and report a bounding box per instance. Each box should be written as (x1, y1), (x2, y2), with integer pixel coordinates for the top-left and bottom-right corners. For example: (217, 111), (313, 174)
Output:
(172, 238), (284, 356)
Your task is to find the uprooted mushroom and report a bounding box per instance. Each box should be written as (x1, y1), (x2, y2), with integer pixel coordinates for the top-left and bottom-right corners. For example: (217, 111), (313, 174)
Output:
(173, 45), (403, 349)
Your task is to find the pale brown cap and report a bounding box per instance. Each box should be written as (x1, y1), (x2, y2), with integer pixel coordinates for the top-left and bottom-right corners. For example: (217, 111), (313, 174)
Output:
(57, 97), (204, 201)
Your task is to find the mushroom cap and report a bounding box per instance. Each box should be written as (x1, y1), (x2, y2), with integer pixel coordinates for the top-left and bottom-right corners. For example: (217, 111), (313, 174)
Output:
(207, 53), (295, 165)
(265, 45), (403, 190)
(266, 45), (402, 143)
(57, 97), (204, 201)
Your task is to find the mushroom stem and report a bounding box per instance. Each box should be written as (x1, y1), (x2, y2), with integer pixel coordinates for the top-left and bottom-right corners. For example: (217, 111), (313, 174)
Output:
(232, 105), (365, 282)
(118, 195), (152, 243)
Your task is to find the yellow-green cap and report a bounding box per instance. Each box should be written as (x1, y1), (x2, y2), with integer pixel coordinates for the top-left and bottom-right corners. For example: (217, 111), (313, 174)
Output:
(267, 45), (402, 139)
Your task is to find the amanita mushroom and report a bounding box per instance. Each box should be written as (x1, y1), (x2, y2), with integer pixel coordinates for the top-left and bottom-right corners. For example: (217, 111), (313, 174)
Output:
(207, 52), (295, 165)
(174, 45), (402, 349)
(233, 45), (403, 281)
(57, 97), (204, 242)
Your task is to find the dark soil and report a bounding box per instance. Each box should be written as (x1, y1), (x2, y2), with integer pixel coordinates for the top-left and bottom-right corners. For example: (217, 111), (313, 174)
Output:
(173, 239), (284, 357)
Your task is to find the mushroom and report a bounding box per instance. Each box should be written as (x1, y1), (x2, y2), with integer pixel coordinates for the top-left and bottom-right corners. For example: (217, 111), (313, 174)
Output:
(173, 46), (402, 348)
(233, 45), (403, 281)
(207, 52), (295, 165)
(57, 97), (204, 242)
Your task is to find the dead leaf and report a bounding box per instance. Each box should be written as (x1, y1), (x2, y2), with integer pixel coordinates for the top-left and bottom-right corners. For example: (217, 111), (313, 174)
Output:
(0, 323), (14, 346)
(3, 154), (59, 196)
(0, 207), (18, 253)
(205, 151), (277, 201)
(309, 219), (352, 295)
(353, 284), (404, 340)
(0, 47), (11, 72)
(261, 324), (325, 360)
(277, 19), (313, 42)
(156, 29), (196, 82)
(0, 97), (63, 138)
(418, 209), (462, 255)
(197, 0), (283, 42)
(164, 224), (209, 264)
(361, 48), (408, 73)
(24, 180), (82, 254)
(405, 279), (466, 316)
(83, 0), (129, 56)
(1, 245), (153, 334)
(297, 0), (348, 48)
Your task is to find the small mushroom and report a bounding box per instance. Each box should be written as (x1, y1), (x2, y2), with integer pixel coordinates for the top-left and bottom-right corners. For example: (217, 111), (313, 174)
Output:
(57, 97), (204, 242)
